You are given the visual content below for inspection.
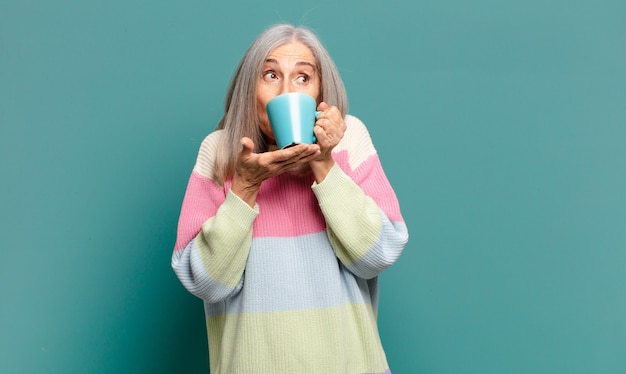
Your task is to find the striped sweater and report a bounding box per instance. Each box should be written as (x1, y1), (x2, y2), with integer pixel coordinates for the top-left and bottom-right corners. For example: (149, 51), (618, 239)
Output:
(172, 115), (408, 373)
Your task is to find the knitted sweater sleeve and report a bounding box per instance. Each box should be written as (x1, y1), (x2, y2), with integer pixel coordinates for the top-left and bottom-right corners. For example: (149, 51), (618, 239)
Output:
(171, 131), (259, 303)
(311, 115), (408, 279)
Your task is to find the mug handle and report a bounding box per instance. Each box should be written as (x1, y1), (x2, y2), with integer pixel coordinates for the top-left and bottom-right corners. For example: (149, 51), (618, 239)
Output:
(313, 111), (322, 143)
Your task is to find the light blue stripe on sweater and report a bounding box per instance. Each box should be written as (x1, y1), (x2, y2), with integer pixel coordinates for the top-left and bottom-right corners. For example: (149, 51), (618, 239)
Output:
(344, 218), (409, 279)
(204, 232), (377, 317)
(172, 241), (243, 303)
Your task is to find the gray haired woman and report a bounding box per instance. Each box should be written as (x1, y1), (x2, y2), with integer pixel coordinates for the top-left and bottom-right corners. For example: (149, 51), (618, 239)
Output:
(172, 23), (408, 373)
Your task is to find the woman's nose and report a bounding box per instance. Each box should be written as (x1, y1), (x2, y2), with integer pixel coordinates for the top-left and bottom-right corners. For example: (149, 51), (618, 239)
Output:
(280, 81), (297, 95)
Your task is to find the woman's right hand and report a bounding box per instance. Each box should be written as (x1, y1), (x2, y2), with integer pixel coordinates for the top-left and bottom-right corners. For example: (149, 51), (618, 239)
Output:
(231, 137), (320, 207)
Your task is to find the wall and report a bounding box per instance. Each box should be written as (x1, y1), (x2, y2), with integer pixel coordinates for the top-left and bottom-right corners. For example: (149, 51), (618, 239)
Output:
(1, 0), (625, 372)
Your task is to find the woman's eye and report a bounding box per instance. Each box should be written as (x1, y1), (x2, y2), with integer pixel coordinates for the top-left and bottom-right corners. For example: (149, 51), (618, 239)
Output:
(263, 72), (278, 80)
(296, 75), (309, 83)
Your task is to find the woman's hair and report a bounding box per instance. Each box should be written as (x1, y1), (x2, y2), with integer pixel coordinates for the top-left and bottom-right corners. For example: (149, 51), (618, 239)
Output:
(213, 23), (347, 184)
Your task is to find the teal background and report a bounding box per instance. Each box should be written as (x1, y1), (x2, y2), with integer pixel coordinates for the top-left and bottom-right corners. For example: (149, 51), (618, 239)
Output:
(1, 0), (625, 373)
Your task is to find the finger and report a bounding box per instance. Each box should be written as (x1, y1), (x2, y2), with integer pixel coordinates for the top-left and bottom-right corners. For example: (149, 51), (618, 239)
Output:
(283, 146), (321, 164)
(260, 146), (318, 175)
(276, 144), (319, 162)
(317, 106), (342, 126)
(314, 117), (328, 130)
(314, 125), (330, 144)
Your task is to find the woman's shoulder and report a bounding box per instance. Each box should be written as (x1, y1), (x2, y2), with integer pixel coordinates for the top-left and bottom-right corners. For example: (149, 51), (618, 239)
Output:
(192, 129), (225, 180)
(343, 114), (374, 146)
(335, 114), (377, 168)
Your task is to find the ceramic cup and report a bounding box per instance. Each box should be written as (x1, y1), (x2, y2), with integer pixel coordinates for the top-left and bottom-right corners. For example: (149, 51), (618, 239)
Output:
(266, 92), (320, 149)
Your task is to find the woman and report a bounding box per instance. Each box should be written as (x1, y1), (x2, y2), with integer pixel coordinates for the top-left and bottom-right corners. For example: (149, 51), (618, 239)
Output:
(172, 23), (408, 373)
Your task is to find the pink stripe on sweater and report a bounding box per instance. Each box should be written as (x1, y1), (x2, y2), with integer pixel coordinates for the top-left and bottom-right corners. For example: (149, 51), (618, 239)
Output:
(334, 151), (404, 222)
(174, 152), (404, 244)
(174, 172), (226, 251)
(251, 172), (327, 237)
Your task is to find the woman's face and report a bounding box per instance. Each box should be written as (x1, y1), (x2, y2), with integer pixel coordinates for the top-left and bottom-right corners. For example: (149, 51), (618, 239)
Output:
(256, 41), (320, 145)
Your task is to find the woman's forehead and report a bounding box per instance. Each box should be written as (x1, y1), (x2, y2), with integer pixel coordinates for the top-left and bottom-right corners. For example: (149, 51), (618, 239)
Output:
(265, 42), (316, 65)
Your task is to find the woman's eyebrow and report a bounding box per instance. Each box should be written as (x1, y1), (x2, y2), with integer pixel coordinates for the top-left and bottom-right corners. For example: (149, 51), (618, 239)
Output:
(263, 59), (316, 69)
(295, 61), (316, 69)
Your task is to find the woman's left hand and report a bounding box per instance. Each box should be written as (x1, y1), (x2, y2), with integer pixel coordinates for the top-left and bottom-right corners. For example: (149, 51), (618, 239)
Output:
(309, 102), (346, 182)
(313, 102), (346, 160)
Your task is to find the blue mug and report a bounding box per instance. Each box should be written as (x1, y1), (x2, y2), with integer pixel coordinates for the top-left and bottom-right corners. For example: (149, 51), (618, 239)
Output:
(266, 93), (320, 149)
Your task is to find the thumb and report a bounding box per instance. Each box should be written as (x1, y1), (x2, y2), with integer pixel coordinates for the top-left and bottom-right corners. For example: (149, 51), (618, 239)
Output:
(317, 101), (330, 111)
(240, 137), (254, 158)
